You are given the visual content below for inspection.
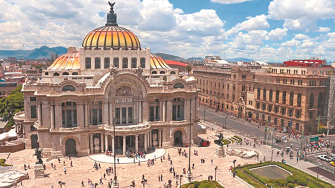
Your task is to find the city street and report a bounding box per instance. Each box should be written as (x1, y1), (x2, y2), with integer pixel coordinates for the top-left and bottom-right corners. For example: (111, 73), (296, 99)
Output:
(198, 105), (335, 175)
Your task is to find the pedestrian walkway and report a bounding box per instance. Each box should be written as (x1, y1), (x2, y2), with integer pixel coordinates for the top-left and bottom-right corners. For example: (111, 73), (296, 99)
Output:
(88, 149), (166, 164)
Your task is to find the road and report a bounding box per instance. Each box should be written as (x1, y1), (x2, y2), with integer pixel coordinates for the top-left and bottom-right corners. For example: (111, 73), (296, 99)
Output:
(198, 106), (335, 175)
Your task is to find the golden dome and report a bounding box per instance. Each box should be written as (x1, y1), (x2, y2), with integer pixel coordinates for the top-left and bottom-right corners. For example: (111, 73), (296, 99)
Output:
(82, 26), (141, 50)
(150, 54), (171, 69)
(48, 51), (80, 70)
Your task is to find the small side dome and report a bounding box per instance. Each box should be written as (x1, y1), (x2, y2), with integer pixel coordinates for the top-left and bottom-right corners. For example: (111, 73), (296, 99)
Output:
(48, 50), (80, 70)
(150, 54), (171, 69)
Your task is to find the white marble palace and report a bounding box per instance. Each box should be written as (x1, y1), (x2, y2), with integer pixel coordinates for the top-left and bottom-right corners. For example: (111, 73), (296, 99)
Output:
(14, 5), (199, 156)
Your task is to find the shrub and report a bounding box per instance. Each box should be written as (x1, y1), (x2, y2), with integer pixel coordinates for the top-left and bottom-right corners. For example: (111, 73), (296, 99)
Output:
(287, 183), (295, 188)
(297, 177), (308, 186)
(0, 159), (12, 166)
(286, 175), (295, 184)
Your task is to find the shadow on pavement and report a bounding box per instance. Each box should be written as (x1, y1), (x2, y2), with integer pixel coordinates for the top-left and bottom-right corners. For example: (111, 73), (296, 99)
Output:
(307, 167), (335, 181)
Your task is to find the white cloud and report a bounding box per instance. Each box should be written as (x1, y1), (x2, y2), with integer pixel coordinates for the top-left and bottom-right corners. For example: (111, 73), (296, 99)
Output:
(268, 28), (288, 41)
(281, 39), (301, 47)
(210, 0), (251, 4)
(318, 27), (331, 32)
(294, 34), (309, 40)
(227, 14), (269, 35)
(268, 0), (335, 31)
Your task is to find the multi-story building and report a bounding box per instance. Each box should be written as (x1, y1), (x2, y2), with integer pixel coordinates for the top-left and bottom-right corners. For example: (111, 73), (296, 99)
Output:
(193, 59), (335, 134)
(14, 6), (198, 156)
(194, 67), (255, 118)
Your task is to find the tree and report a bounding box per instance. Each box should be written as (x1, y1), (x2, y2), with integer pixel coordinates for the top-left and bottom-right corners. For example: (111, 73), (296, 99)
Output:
(0, 86), (24, 127)
(186, 65), (192, 75)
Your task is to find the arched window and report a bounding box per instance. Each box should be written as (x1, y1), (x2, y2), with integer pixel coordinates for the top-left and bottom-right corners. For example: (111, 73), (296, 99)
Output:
(53, 73), (60, 76)
(45, 72), (49, 75)
(122, 58), (128, 68)
(85, 57), (91, 69)
(62, 85), (75, 92)
(140, 58), (145, 68)
(160, 71), (165, 74)
(131, 58), (137, 68)
(297, 93), (302, 107)
(173, 83), (184, 88)
(318, 93), (324, 108)
(95, 57), (101, 69)
(310, 94), (314, 108)
(72, 72), (78, 75)
(171, 71), (176, 74)
(152, 71), (157, 74)
(113, 57), (119, 68)
(282, 91), (286, 104)
(104, 57), (110, 69)
(63, 72), (69, 75)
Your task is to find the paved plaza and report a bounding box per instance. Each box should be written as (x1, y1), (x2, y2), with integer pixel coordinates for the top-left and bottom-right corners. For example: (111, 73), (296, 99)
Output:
(0, 123), (334, 188)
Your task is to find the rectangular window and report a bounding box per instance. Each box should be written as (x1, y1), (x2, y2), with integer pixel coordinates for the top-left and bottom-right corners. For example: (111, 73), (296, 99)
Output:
(274, 106), (278, 113)
(274, 118), (277, 125)
(31, 105), (37, 118)
(66, 110), (72, 127)
(281, 107), (286, 115)
(276, 78), (280, 83)
(116, 108), (120, 124)
(149, 106), (155, 121)
(122, 58), (128, 68)
(30, 97), (36, 101)
(128, 107), (133, 124)
(296, 110), (301, 118)
(95, 58), (101, 69)
(85, 58), (91, 69)
(268, 104), (272, 112)
(283, 79), (287, 84)
(268, 116), (271, 123)
(92, 109), (98, 125)
(73, 110), (77, 125)
(62, 110), (65, 126)
(104, 58), (110, 69)
(172, 105), (176, 120)
(131, 58), (137, 68)
(155, 106), (159, 120)
(122, 107), (127, 124)
(140, 58), (146, 68)
(99, 108), (102, 124)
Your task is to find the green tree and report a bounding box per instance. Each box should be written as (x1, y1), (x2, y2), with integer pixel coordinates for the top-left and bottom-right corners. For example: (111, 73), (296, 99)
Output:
(0, 86), (24, 127)
(186, 64), (192, 75)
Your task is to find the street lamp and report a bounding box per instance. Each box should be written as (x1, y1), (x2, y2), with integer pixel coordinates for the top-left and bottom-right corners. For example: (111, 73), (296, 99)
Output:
(233, 160), (236, 169)
(214, 166), (218, 181)
(271, 149), (274, 162)
(204, 107), (207, 121)
(187, 99), (193, 182)
(112, 118), (119, 187)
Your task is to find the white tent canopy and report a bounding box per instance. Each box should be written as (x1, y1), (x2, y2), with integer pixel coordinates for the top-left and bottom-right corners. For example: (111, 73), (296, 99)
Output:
(0, 129), (17, 141)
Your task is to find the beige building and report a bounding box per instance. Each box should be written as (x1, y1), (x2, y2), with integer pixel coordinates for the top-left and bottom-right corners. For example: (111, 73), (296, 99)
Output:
(14, 7), (198, 156)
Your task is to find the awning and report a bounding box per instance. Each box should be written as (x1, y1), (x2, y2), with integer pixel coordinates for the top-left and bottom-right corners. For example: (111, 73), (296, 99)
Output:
(0, 129), (17, 141)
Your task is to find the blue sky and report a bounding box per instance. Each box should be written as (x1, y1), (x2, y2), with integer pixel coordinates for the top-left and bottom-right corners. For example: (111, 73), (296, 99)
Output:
(1, 0), (335, 62)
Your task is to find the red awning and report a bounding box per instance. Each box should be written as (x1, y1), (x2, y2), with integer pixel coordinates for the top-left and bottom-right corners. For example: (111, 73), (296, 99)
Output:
(165, 60), (187, 67)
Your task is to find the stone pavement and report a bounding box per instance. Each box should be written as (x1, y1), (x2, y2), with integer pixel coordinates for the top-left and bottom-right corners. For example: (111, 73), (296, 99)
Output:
(89, 149), (166, 164)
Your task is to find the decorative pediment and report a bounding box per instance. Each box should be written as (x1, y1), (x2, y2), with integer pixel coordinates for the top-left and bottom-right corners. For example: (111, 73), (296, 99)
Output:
(116, 86), (132, 96)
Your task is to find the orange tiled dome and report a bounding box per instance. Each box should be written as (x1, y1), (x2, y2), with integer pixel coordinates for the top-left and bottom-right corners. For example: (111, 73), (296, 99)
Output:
(150, 54), (171, 69)
(82, 26), (141, 50)
(48, 51), (80, 70)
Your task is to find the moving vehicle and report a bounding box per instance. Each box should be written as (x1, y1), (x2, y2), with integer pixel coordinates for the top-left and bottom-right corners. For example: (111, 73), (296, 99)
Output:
(318, 155), (331, 162)
(330, 161), (335, 167)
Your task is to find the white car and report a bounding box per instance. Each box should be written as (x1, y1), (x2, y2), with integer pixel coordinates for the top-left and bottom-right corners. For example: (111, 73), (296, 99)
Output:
(318, 155), (331, 162)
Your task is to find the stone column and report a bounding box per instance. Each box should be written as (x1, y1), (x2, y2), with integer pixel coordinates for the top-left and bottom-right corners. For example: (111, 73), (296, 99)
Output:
(54, 104), (62, 129)
(185, 99), (190, 121)
(90, 134), (93, 154)
(143, 101), (149, 122)
(149, 131), (152, 148)
(109, 102), (113, 125)
(50, 105), (55, 129)
(101, 133), (104, 153)
(123, 136), (126, 155)
(162, 100), (166, 122)
(105, 133), (108, 152)
(77, 103), (84, 128)
(85, 103), (89, 127)
(160, 100), (164, 121)
(144, 133), (148, 151)
(41, 102), (51, 128)
(135, 135), (139, 153)
(112, 136), (115, 155)
(37, 103), (42, 126)
(166, 99), (172, 121)
(102, 102), (108, 124)
(158, 129), (162, 147)
(138, 101), (142, 123)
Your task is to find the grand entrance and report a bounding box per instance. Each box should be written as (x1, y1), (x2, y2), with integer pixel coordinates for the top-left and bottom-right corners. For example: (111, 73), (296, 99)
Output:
(174, 130), (183, 146)
(65, 138), (76, 156)
(31, 134), (39, 149)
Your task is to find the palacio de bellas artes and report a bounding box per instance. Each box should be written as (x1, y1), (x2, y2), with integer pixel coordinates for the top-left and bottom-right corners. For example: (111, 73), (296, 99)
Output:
(14, 3), (199, 158)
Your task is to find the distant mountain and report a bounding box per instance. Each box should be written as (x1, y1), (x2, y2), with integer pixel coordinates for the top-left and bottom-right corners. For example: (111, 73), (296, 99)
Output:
(155, 53), (186, 62)
(225, 58), (254, 62)
(0, 46), (67, 59)
(187, 57), (203, 61)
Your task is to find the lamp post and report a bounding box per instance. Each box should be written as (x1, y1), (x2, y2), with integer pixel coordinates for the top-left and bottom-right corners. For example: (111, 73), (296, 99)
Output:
(271, 149), (274, 162)
(204, 107), (207, 121)
(214, 166), (218, 181)
(233, 160), (236, 169)
(112, 118), (119, 187)
(187, 99), (193, 182)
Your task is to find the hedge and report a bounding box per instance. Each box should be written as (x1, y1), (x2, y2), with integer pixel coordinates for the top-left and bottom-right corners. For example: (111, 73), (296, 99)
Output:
(181, 180), (224, 188)
(0, 159), (12, 166)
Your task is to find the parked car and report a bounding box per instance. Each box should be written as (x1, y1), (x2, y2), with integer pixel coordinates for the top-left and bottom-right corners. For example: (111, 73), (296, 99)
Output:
(330, 161), (335, 167)
(318, 155), (331, 162)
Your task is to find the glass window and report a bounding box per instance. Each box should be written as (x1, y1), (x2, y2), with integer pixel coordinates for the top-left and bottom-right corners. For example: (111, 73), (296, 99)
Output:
(113, 57), (119, 68)
(95, 57), (101, 69)
(116, 108), (120, 124)
(122, 107), (127, 124)
(140, 58), (145, 68)
(131, 58), (137, 68)
(30, 97), (36, 102)
(104, 57), (110, 69)
(297, 93), (302, 107)
(310, 94), (314, 108)
(128, 107), (133, 124)
(122, 58), (128, 68)
(282, 92), (286, 104)
(85, 57), (91, 69)
(31, 105), (37, 118)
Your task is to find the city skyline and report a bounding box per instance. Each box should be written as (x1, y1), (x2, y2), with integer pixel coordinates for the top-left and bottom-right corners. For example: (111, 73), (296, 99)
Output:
(1, 0), (335, 62)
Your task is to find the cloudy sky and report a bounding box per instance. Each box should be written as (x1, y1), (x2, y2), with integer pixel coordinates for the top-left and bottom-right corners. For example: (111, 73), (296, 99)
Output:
(1, 0), (335, 62)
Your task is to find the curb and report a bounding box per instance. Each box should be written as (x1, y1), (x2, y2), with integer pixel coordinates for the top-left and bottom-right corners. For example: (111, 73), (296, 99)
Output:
(228, 170), (254, 188)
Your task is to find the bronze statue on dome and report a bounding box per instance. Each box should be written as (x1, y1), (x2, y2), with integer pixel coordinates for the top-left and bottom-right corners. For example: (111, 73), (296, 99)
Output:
(108, 1), (116, 13)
